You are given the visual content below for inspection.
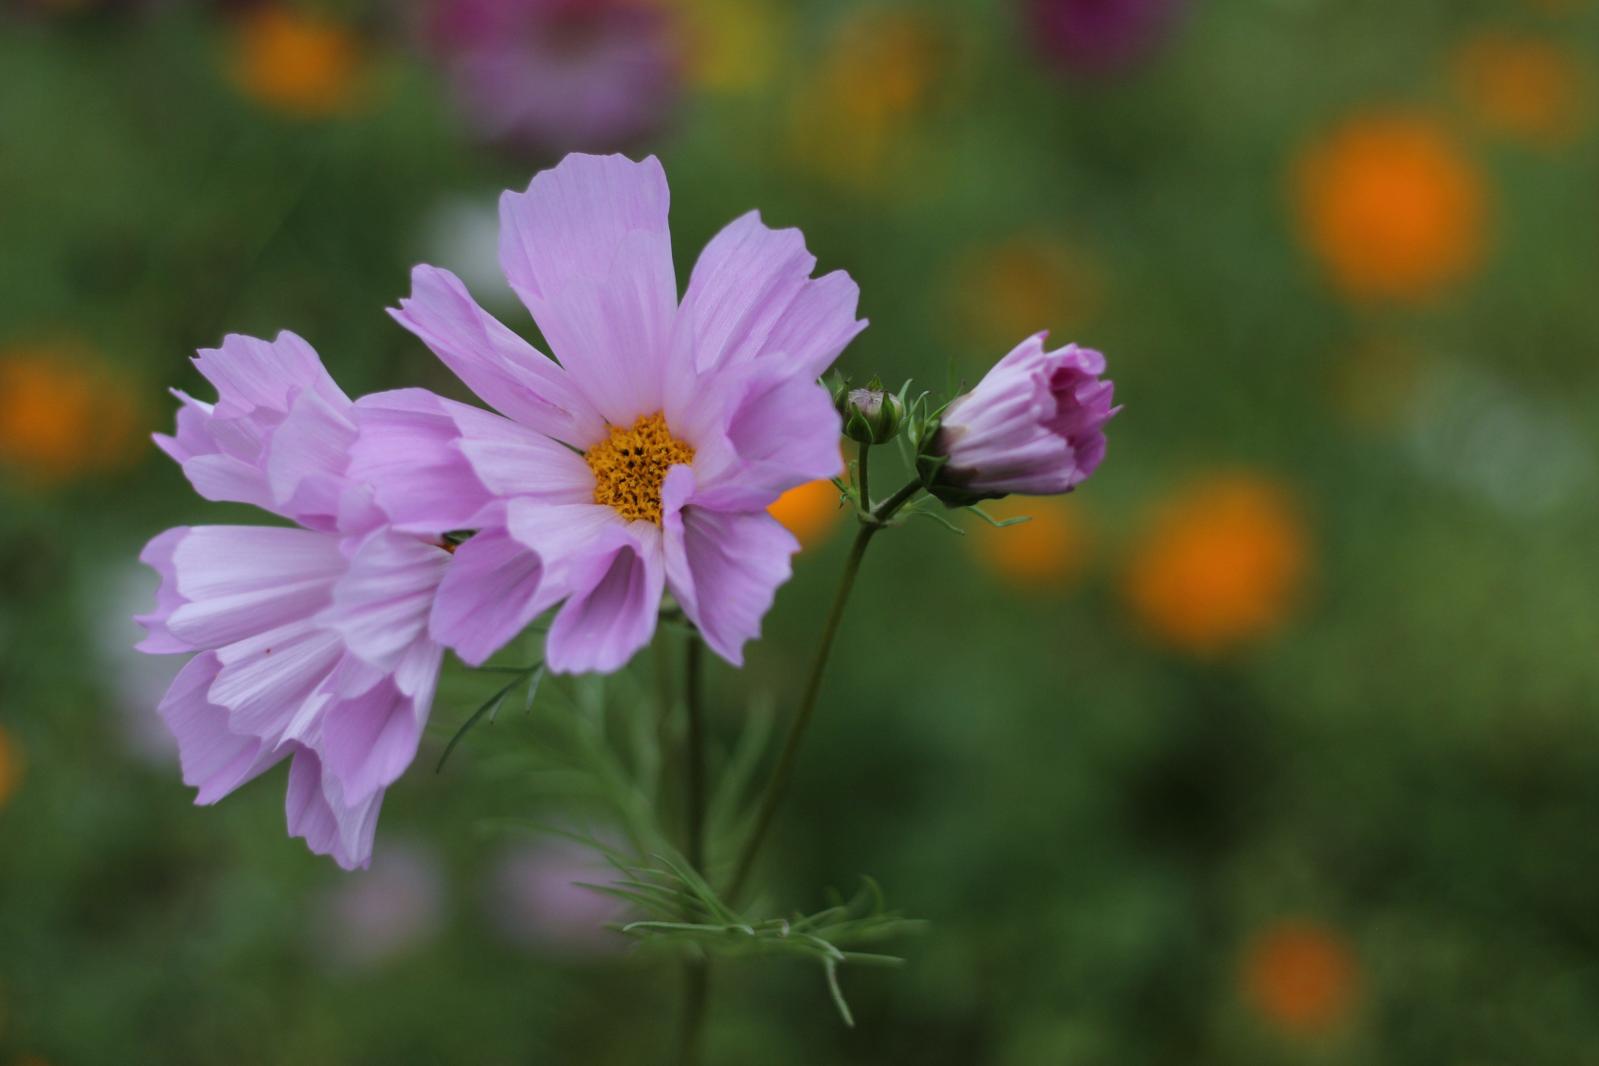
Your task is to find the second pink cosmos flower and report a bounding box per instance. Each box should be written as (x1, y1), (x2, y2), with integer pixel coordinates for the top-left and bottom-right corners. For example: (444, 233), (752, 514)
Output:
(354, 153), (866, 674)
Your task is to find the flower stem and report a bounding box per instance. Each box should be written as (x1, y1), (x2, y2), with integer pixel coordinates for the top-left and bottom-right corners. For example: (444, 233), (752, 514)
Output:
(856, 438), (872, 512)
(684, 635), (707, 871)
(679, 634), (710, 1065)
(726, 477), (922, 901)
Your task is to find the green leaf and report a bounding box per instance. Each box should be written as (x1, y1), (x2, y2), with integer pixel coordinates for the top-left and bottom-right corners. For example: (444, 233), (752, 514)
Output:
(967, 504), (1031, 528)
(435, 663), (543, 772)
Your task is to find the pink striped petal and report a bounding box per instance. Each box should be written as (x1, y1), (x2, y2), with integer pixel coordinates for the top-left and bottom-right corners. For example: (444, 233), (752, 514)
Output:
(429, 528), (552, 666)
(389, 265), (598, 442)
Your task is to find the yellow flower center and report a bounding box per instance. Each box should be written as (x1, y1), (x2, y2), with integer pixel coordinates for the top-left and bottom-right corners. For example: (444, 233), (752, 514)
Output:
(585, 413), (695, 524)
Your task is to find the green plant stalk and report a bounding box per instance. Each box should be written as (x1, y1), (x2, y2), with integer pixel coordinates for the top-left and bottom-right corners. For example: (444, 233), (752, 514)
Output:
(726, 466), (923, 902)
(679, 636), (710, 1066)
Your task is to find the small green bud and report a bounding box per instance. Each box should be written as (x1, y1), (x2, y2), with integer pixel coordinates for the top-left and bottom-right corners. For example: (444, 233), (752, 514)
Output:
(841, 386), (906, 444)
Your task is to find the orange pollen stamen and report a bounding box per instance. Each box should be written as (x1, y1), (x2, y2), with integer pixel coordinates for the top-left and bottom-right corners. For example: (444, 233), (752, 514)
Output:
(584, 413), (695, 524)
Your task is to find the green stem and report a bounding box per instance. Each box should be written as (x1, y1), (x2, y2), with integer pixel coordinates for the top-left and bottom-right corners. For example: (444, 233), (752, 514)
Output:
(684, 636), (707, 872)
(725, 478), (922, 901)
(679, 635), (710, 1066)
(856, 438), (872, 513)
(678, 958), (709, 1066)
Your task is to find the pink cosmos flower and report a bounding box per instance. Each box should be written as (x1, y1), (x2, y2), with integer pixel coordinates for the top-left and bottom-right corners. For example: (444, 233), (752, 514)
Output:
(352, 152), (864, 674)
(927, 333), (1118, 505)
(137, 332), (455, 869)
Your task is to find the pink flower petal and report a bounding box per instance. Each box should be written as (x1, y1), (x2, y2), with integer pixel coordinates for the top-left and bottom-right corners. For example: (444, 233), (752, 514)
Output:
(136, 526), (195, 654)
(543, 524), (664, 674)
(319, 530), (450, 672)
(265, 389), (360, 530)
(389, 265), (598, 442)
(193, 331), (348, 420)
(286, 746), (383, 871)
(688, 363), (844, 512)
(429, 527), (552, 666)
(158, 652), (285, 805)
(663, 470), (798, 666)
(165, 526), (346, 650)
(498, 153), (677, 425)
(319, 676), (425, 806)
(349, 389), (499, 534)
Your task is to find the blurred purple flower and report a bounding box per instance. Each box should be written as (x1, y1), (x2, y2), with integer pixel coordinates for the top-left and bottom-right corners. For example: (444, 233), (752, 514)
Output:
(422, 0), (681, 156)
(1025, 0), (1188, 75)
(484, 837), (626, 954)
(311, 840), (446, 969)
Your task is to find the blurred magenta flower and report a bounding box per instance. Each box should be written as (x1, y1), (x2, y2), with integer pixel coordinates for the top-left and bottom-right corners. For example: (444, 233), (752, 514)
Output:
(354, 152), (864, 674)
(312, 840), (446, 968)
(1025, 0), (1188, 75)
(926, 334), (1117, 505)
(484, 837), (626, 954)
(422, 0), (681, 156)
(137, 333), (461, 869)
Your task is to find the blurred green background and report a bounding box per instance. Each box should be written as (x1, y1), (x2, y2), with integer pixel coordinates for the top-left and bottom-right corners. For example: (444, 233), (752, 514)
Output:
(5, 0), (1599, 1062)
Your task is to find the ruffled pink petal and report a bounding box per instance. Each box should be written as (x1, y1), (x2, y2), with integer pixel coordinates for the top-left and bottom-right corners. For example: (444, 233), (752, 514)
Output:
(670, 210), (865, 381)
(687, 362), (844, 512)
(429, 528), (552, 666)
(179, 452), (278, 514)
(285, 746), (383, 870)
(504, 497), (627, 573)
(662, 469), (798, 666)
(265, 388), (359, 530)
(136, 526), (194, 654)
(210, 619), (346, 744)
(498, 153), (677, 425)
(349, 389), (499, 534)
(318, 676), (424, 806)
(158, 652), (285, 805)
(193, 331), (349, 419)
(760, 269), (867, 380)
(319, 530), (451, 672)
(163, 526), (346, 651)
(543, 524), (664, 674)
(153, 390), (215, 465)
(389, 265), (599, 443)
(450, 402), (596, 503)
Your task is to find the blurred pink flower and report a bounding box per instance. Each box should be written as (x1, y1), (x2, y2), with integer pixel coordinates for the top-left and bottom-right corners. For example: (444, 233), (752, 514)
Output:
(422, 0), (681, 156)
(312, 840), (446, 968)
(484, 837), (626, 954)
(1025, 0), (1188, 75)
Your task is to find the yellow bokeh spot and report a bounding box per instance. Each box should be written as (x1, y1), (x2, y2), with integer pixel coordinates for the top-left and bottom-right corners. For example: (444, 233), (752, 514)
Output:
(1241, 920), (1359, 1037)
(0, 726), (22, 810)
(767, 478), (844, 550)
(230, 6), (365, 119)
(1124, 473), (1310, 655)
(0, 343), (141, 485)
(786, 8), (950, 193)
(1293, 112), (1487, 304)
(585, 413), (695, 525)
(1453, 32), (1588, 147)
(673, 0), (787, 93)
(970, 497), (1091, 590)
(948, 235), (1105, 352)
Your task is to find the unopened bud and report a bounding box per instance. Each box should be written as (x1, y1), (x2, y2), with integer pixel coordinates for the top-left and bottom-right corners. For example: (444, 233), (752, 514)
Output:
(841, 387), (906, 444)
